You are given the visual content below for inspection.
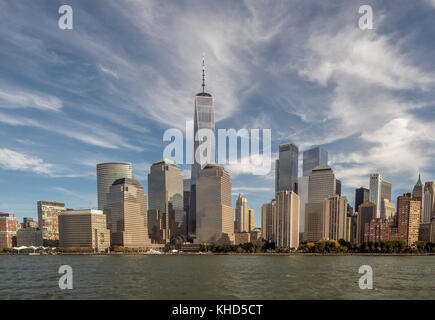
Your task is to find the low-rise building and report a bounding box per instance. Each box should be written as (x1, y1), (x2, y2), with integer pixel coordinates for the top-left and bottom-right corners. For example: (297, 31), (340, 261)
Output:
(0, 212), (18, 248)
(16, 229), (43, 247)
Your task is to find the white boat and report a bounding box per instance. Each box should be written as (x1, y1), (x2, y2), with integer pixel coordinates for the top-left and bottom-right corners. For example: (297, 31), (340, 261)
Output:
(145, 249), (163, 255)
(28, 252), (40, 256)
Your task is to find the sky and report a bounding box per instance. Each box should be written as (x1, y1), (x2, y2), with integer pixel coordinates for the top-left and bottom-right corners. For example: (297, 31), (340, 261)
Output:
(1, 0), (435, 228)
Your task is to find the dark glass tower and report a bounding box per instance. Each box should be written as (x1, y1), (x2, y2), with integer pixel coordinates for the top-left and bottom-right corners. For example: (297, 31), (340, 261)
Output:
(276, 143), (299, 193)
(355, 187), (369, 213)
(189, 57), (215, 238)
(303, 147), (328, 177)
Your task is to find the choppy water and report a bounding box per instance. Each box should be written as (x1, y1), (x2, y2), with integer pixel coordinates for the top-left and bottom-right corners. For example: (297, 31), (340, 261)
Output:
(0, 255), (434, 299)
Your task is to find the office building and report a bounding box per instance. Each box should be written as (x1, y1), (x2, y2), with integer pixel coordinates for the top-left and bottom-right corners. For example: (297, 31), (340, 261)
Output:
(195, 164), (234, 244)
(105, 178), (151, 247)
(0, 212), (18, 248)
(183, 179), (191, 229)
(261, 200), (275, 241)
(423, 182), (435, 223)
(235, 194), (249, 233)
(383, 199), (395, 220)
(190, 58), (215, 238)
(276, 143), (299, 193)
(234, 232), (251, 245)
(412, 174), (424, 222)
(305, 165), (336, 242)
(357, 201), (376, 245)
(303, 147), (328, 177)
(22, 217), (38, 229)
(16, 229), (43, 247)
(59, 209), (110, 250)
(37, 201), (66, 246)
(355, 187), (370, 214)
(297, 176), (309, 233)
(248, 208), (256, 232)
(273, 191), (300, 249)
(323, 195), (350, 241)
(96, 162), (132, 211)
(369, 174), (392, 218)
(336, 179), (342, 196)
(148, 159), (186, 238)
(397, 193), (421, 245)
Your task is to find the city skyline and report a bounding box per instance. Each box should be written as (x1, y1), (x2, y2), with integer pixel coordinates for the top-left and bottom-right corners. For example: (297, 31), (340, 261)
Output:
(2, 1), (435, 228)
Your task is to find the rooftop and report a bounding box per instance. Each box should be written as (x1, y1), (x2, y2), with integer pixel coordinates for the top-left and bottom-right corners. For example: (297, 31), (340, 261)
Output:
(312, 165), (332, 171)
(112, 177), (143, 187)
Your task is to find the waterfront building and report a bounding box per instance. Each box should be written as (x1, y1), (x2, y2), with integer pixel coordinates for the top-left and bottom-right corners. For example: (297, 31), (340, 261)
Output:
(297, 175), (309, 233)
(369, 174), (392, 218)
(37, 201), (66, 246)
(357, 201), (376, 245)
(96, 162), (132, 211)
(148, 159), (186, 238)
(248, 208), (256, 232)
(261, 200), (275, 241)
(349, 213), (358, 245)
(418, 222), (431, 242)
(276, 143), (299, 193)
(105, 178), (151, 247)
(16, 229), (43, 247)
(273, 190), (300, 249)
(364, 218), (395, 243)
(59, 209), (110, 250)
(195, 164), (234, 244)
(423, 181), (435, 223)
(235, 194), (249, 233)
(397, 193), (421, 245)
(250, 228), (262, 241)
(189, 57), (215, 239)
(305, 165), (336, 242)
(354, 187), (370, 214)
(323, 195), (350, 241)
(234, 232), (251, 245)
(0, 212), (18, 248)
(302, 147), (328, 177)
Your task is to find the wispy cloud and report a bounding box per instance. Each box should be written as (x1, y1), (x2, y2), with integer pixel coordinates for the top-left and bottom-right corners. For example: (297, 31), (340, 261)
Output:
(0, 87), (62, 112)
(0, 148), (53, 174)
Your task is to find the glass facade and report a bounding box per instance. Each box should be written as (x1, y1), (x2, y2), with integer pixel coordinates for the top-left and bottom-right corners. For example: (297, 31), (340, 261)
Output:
(277, 143), (299, 193)
(302, 147), (328, 177)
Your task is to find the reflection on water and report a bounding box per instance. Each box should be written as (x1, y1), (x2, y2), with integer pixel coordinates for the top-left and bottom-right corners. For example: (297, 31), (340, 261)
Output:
(0, 255), (434, 299)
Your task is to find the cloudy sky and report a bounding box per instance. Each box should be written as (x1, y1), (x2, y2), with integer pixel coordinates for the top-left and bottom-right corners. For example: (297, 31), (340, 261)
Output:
(1, 0), (435, 226)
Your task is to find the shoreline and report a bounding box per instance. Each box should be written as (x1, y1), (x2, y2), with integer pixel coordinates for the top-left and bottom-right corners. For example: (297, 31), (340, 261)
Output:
(1, 252), (434, 256)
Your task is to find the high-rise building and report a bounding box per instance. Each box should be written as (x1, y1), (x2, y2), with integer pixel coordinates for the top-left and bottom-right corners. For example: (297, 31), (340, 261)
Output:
(22, 217), (39, 229)
(235, 194), (249, 233)
(412, 174), (424, 222)
(383, 199), (395, 219)
(195, 164), (234, 244)
(349, 213), (358, 245)
(37, 201), (66, 246)
(369, 174), (392, 218)
(305, 165), (336, 242)
(275, 160), (280, 194)
(248, 208), (256, 232)
(303, 147), (328, 177)
(357, 201), (376, 245)
(183, 179), (191, 228)
(0, 212), (18, 248)
(276, 143), (299, 193)
(273, 191), (300, 249)
(59, 209), (110, 250)
(297, 176), (309, 233)
(105, 178), (151, 247)
(336, 180), (342, 196)
(354, 187), (370, 214)
(397, 193), (421, 245)
(148, 159), (185, 238)
(423, 181), (435, 223)
(323, 195), (350, 241)
(97, 162), (132, 211)
(190, 57), (215, 238)
(261, 200), (275, 241)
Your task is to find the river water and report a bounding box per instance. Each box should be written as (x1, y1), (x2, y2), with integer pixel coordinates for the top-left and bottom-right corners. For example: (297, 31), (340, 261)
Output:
(0, 255), (433, 299)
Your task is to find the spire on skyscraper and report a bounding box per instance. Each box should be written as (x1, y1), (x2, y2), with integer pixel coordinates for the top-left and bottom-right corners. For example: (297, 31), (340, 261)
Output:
(202, 54), (206, 93)
(415, 173), (422, 187)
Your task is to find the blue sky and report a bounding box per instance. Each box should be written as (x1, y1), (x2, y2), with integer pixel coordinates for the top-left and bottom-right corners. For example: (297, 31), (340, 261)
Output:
(1, 0), (435, 227)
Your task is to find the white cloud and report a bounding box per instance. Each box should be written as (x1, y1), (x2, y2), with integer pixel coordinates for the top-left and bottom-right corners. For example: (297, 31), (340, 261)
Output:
(0, 148), (53, 174)
(98, 64), (119, 79)
(0, 88), (62, 111)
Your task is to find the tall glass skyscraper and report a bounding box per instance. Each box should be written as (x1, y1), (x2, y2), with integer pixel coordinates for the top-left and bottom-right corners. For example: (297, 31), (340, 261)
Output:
(303, 147), (328, 176)
(189, 57), (215, 238)
(276, 143), (299, 193)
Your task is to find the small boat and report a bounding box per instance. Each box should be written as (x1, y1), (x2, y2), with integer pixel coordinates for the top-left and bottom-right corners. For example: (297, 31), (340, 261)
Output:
(28, 252), (40, 256)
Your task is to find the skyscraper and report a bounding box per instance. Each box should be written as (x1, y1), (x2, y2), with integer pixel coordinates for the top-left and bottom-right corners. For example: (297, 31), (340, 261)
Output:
(148, 159), (185, 237)
(297, 176), (309, 233)
(397, 193), (421, 245)
(105, 178), (151, 247)
(305, 165), (336, 242)
(369, 174), (392, 218)
(248, 208), (256, 232)
(354, 187), (370, 213)
(235, 194), (249, 233)
(261, 200), (275, 241)
(37, 201), (66, 246)
(412, 174), (424, 222)
(273, 191), (300, 249)
(190, 57), (215, 238)
(336, 179), (342, 196)
(357, 201), (376, 245)
(423, 181), (435, 223)
(195, 164), (234, 244)
(303, 147), (328, 177)
(323, 195), (349, 241)
(97, 162), (132, 211)
(276, 143), (299, 193)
